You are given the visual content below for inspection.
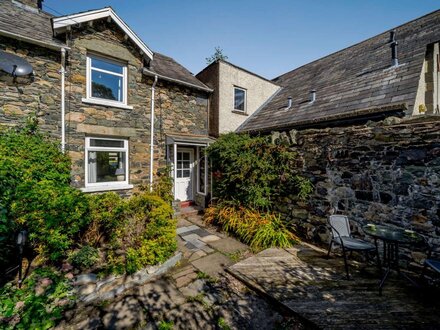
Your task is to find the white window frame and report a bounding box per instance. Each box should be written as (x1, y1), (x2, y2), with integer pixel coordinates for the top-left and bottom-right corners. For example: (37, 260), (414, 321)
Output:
(196, 147), (208, 196)
(83, 54), (130, 109)
(83, 137), (131, 192)
(233, 86), (247, 113)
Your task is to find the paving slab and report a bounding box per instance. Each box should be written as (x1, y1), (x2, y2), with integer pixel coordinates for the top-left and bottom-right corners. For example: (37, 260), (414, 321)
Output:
(200, 235), (221, 243)
(191, 252), (234, 278)
(177, 217), (193, 228)
(181, 233), (202, 242)
(176, 225), (200, 235)
(181, 228), (211, 238)
(208, 237), (249, 254)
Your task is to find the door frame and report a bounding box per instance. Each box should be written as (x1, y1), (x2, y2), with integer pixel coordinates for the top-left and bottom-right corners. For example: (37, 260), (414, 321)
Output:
(175, 147), (194, 201)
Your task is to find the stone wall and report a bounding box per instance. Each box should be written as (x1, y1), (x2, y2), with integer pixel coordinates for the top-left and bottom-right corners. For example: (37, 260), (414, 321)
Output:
(273, 116), (440, 263)
(0, 36), (61, 136)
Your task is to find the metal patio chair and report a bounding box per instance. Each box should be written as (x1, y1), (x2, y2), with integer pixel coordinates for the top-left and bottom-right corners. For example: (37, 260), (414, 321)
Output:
(421, 240), (440, 283)
(327, 214), (378, 279)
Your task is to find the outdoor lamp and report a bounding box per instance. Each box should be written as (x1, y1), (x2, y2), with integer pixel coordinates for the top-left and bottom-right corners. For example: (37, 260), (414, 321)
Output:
(16, 230), (27, 288)
(16, 230), (27, 248)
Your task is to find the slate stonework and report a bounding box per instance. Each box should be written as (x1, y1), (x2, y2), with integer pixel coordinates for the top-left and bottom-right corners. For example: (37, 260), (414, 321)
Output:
(0, 19), (209, 192)
(272, 116), (440, 264)
(0, 36), (62, 135)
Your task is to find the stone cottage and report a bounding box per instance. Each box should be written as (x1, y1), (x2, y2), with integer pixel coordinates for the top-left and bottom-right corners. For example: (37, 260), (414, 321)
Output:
(0, 0), (214, 206)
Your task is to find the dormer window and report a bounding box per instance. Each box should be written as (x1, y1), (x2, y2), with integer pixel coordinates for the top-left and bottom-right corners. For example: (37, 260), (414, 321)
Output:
(233, 87), (246, 112)
(84, 54), (129, 108)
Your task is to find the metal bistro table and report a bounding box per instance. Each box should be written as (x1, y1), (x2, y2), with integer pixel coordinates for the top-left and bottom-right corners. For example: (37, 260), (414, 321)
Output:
(363, 224), (424, 295)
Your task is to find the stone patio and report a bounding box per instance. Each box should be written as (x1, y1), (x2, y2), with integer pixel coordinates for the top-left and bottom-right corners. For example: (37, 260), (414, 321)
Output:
(228, 244), (440, 329)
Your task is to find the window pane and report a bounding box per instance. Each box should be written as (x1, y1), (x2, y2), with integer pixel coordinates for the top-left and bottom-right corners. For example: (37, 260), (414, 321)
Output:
(88, 151), (126, 183)
(183, 170), (190, 178)
(177, 170), (182, 178)
(91, 57), (123, 74)
(234, 88), (245, 111)
(91, 70), (123, 102)
(182, 152), (190, 161)
(90, 139), (124, 148)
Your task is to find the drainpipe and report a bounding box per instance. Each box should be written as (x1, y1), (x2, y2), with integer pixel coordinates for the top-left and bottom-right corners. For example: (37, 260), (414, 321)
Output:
(60, 47), (66, 153)
(149, 75), (158, 191)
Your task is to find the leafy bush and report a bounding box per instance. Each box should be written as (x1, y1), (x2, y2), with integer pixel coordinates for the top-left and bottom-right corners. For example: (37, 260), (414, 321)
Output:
(152, 166), (174, 204)
(204, 203), (298, 251)
(0, 122), (89, 263)
(82, 192), (123, 246)
(69, 246), (100, 270)
(0, 267), (74, 329)
(206, 133), (312, 211)
(106, 192), (177, 274)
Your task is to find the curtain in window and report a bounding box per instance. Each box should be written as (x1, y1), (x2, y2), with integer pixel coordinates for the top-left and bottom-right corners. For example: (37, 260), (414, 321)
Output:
(88, 151), (97, 183)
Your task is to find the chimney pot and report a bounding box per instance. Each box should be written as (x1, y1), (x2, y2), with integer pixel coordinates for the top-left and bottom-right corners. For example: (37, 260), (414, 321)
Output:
(287, 97), (292, 109)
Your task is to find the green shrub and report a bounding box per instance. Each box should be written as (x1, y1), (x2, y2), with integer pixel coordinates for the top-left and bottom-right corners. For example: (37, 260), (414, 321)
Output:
(83, 192), (123, 246)
(69, 246), (100, 270)
(0, 123), (89, 263)
(107, 192), (177, 274)
(204, 203), (298, 251)
(0, 267), (74, 329)
(152, 166), (174, 204)
(206, 132), (312, 211)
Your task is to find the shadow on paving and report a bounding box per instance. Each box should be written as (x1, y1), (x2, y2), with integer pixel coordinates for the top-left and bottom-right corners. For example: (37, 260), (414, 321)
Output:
(58, 273), (308, 330)
(228, 244), (440, 330)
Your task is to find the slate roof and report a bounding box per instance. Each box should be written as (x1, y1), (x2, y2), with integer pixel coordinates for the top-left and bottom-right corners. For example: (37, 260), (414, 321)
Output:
(0, 0), (66, 48)
(238, 10), (440, 133)
(0, 1), (209, 91)
(148, 52), (212, 91)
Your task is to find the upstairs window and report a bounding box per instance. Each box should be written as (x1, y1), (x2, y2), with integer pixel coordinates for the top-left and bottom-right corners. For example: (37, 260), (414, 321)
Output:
(86, 54), (127, 105)
(233, 87), (246, 112)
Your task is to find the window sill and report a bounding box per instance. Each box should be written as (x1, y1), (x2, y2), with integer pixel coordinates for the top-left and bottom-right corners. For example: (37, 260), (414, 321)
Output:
(81, 184), (134, 193)
(82, 98), (133, 110)
(232, 110), (248, 116)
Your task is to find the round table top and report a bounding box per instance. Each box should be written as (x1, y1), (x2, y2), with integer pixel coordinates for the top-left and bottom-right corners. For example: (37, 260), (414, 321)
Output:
(363, 224), (424, 245)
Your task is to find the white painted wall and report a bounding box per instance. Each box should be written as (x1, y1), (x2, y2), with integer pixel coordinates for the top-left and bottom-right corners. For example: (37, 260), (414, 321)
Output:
(413, 42), (440, 115)
(217, 62), (280, 133)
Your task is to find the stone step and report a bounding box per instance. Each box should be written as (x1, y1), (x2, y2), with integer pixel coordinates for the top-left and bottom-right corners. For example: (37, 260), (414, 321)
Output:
(175, 205), (203, 218)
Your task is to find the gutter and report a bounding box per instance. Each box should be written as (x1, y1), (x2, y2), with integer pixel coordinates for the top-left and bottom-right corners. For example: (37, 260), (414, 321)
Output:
(60, 48), (66, 153)
(143, 68), (213, 93)
(0, 29), (69, 51)
(242, 103), (408, 134)
(149, 75), (158, 191)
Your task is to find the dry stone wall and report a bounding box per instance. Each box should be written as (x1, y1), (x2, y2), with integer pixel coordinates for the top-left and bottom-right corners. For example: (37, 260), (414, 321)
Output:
(273, 116), (440, 264)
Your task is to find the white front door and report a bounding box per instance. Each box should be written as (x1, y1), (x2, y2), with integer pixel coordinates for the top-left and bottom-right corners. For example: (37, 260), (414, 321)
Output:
(175, 148), (194, 201)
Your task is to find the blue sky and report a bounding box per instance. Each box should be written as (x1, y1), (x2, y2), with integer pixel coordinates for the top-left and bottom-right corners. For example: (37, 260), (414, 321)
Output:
(43, 0), (439, 79)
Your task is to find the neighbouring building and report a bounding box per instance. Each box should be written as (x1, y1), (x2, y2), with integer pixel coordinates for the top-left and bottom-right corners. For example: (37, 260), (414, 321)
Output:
(0, 0), (214, 206)
(236, 10), (440, 133)
(196, 60), (280, 137)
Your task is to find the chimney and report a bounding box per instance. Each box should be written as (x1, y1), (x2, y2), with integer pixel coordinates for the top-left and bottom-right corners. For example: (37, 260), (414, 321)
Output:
(309, 90), (316, 103)
(286, 97), (292, 109)
(389, 30), (398, 67)
(14, 0), (43, 10)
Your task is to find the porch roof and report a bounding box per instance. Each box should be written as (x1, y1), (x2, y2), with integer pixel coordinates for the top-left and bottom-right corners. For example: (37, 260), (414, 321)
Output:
(166, 134), (215, 146)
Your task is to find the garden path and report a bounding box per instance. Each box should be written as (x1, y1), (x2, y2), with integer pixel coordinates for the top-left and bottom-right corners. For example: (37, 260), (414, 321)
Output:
(57, 207), (306, 330)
